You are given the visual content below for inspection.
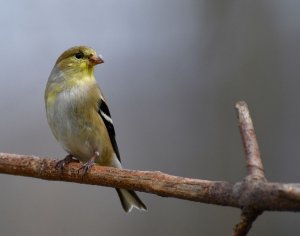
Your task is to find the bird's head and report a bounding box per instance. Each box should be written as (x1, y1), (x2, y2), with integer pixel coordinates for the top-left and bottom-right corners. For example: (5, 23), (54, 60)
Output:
(55, 46), (104, 73)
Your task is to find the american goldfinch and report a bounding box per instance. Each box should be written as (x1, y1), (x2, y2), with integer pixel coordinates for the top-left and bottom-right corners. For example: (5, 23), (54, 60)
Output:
(44, 46), (146, 212)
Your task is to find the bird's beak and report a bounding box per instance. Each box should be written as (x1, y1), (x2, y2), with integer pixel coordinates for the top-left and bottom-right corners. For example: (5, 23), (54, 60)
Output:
(89, 54), (104, 65)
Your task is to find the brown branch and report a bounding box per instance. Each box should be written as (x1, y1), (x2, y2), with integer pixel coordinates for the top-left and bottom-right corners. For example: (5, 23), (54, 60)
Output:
(233, 210), (262, 236)
(233, 101), (268, 236)
(0, 153), (239, 206)
(235, 101), (265, 180)
(0, 153), (300, 211)
(279, 184), (300, 202)
(0, 101), (300, 236)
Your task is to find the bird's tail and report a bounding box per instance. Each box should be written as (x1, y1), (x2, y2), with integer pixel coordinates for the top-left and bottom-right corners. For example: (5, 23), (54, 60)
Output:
(116, 188), (147, 212)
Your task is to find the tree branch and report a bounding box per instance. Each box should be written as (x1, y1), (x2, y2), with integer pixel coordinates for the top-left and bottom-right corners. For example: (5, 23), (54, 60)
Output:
(235, 101), (265, 180)
(0, 153), (238, 205)
(233, 210), (261, 236)
(0, 152), (299, 211)
(232, 101), (266, 236)
(0, 101), (300, 236)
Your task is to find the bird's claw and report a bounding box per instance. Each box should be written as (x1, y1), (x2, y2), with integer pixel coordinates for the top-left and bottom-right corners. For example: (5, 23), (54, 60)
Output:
(77, 159), (95, 177)
(55, 154), (78, 173)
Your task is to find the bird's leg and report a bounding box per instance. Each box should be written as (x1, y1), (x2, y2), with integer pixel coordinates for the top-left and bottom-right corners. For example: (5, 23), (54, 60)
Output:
(55, 154), (79, 173)
(77, 151), (99, 177)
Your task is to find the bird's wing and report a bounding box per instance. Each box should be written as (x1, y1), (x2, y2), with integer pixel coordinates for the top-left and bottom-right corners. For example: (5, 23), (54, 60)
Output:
(98, 98), (121, 162)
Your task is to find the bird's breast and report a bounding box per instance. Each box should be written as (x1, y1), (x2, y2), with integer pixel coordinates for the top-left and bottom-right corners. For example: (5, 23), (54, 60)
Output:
(46, 82), (102, 161)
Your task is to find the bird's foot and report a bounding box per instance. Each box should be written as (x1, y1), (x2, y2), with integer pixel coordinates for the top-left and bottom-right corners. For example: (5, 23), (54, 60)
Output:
(55, 154), (78, 173)
(77, 154), (97, 177)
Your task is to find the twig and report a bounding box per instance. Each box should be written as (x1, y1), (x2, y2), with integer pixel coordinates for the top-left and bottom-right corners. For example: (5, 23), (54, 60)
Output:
(235, 101), (265, 180)
(233, 101), (266, 236)
(233, 210), (261, 236)
(0, 101), (300, 236)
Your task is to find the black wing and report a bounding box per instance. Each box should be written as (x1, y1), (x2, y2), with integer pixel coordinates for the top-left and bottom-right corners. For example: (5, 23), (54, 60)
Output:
(98, 98), (121, 162)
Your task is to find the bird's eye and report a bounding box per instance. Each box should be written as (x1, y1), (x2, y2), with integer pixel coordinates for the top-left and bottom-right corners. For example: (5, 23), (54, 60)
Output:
(75, 51), (84, 59)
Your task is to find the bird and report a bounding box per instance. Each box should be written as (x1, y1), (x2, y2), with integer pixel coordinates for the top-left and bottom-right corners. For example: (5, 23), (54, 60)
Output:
(44, 46), (147, 212)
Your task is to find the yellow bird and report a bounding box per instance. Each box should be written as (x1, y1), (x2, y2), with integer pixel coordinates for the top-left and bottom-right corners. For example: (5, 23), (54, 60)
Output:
(44, 46), (146, 212)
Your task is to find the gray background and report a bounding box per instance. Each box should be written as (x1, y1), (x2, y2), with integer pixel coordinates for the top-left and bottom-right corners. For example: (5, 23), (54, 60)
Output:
(0, 1), (299, 235)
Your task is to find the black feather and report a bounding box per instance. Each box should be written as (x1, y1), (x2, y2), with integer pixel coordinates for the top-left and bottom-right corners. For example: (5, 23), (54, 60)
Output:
(98, 99), (121, 162)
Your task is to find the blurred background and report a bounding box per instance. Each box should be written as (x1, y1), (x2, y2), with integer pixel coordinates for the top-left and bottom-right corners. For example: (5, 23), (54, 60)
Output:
(0, 0), (299, 235)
